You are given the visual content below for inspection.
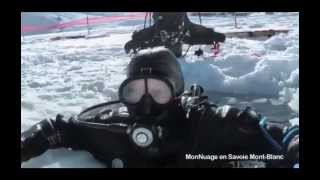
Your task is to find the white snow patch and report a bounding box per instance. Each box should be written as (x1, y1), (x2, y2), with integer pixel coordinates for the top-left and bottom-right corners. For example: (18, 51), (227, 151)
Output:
(264, 34), (288, 51)
(286, 69), (299, 87)
(21, 149), (106, 168)
(288, 88), (299, 114)
(252, 98), (268, 104)
(289, 117), (299, 127)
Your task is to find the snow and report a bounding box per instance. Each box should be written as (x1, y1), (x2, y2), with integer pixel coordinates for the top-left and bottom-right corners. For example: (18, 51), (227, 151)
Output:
(264, 34), (288, 51)
(180, 32), (298, 97)
(21, 12), (299, 168)
(21, 149), (106, 168)
(288, 88), (299, 114)
(289, 117), (299, 127)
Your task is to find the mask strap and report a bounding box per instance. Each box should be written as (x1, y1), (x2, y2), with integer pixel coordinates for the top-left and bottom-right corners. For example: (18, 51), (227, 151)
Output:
(144, 78), (148, 95)
(140, 67), (152, 95)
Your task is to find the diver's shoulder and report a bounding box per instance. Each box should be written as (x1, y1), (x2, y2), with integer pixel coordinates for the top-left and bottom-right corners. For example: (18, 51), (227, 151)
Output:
(210, 104), (241, 121)
(75, 102), (129, 123)
(90, 106), (130, 123)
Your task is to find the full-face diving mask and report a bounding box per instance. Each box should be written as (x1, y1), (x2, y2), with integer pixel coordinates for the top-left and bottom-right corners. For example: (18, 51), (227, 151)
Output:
(73, 77), (181, 158)
(119, 76), (175, 116)
(118, 75), (179, 156)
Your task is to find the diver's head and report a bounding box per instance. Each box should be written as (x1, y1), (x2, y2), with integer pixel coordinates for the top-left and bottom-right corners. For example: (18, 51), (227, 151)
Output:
(152, 12), (187, 31)
(118, 47), (186, 158)
(153, 12), (186, 22)
(119, 47), (184, 118)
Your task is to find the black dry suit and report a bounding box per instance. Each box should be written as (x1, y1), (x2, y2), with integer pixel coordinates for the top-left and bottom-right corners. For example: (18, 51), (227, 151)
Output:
(21, 48), (299, 168)
(124, 12), (226, 57)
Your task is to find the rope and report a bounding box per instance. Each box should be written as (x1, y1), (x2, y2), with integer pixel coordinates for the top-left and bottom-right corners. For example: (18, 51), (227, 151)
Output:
(234, 12), (238, 28)
(144, 12), (148, 29)
(86, 14), (90, 35)
(198, 13), (202, 53)
(183, 45), (192, 57)
(149, 12), (152, 27)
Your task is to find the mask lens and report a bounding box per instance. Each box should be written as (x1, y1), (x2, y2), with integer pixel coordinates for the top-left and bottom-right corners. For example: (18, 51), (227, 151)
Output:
(122, 79), (145, 104)
(147, 79), (172, 104)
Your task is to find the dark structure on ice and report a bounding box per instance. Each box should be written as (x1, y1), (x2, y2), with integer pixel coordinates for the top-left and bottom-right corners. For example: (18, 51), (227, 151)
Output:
(124, 12), (226, 57)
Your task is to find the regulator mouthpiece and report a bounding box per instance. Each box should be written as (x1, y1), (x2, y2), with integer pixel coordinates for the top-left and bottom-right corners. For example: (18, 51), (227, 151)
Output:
(131, 127), (154, 147)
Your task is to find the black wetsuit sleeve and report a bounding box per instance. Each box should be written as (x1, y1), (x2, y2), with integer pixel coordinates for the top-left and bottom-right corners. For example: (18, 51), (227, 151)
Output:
(183, 20), (226, 44)
(213, 105), (283, 153)
(124, 26), (160, 53)
(21, 114), (81, 162)
(211, 105), (299, 167)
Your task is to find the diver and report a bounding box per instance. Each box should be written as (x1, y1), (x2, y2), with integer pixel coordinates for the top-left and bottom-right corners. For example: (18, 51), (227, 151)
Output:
(21, 47), (299, 168)
(124, 12), (226, 57)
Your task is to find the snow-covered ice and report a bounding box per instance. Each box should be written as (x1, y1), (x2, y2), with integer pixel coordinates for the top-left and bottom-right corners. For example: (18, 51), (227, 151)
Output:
(21, 12), (299, 168)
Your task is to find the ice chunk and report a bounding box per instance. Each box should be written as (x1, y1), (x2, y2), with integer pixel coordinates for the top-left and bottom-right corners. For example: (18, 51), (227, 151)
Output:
(252, 98), (268, 103)
(264, 34), (287, 51)
(227, 97), (237, 104)
(269, 98), (284, 106)
(213, 54), (258, 77)
(288, 88), (299, 113)
(289, 117), (299, 126)
(286, 69), (299, 87)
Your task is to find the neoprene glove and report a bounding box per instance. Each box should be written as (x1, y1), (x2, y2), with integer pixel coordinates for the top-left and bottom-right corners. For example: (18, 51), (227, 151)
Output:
(21, 114), (64, 163)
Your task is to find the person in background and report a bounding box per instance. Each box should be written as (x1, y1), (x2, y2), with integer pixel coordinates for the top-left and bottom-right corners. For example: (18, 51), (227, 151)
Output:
(124, 12), (226, 57)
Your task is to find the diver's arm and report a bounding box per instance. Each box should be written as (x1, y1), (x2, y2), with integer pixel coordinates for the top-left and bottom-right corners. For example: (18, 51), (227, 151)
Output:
(259, 118), (299, 168)
(124, 26), (159, 53)
(21, 114), (80, 163)
(183, 23), (226, 45)
(214, 105), (299, 167)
